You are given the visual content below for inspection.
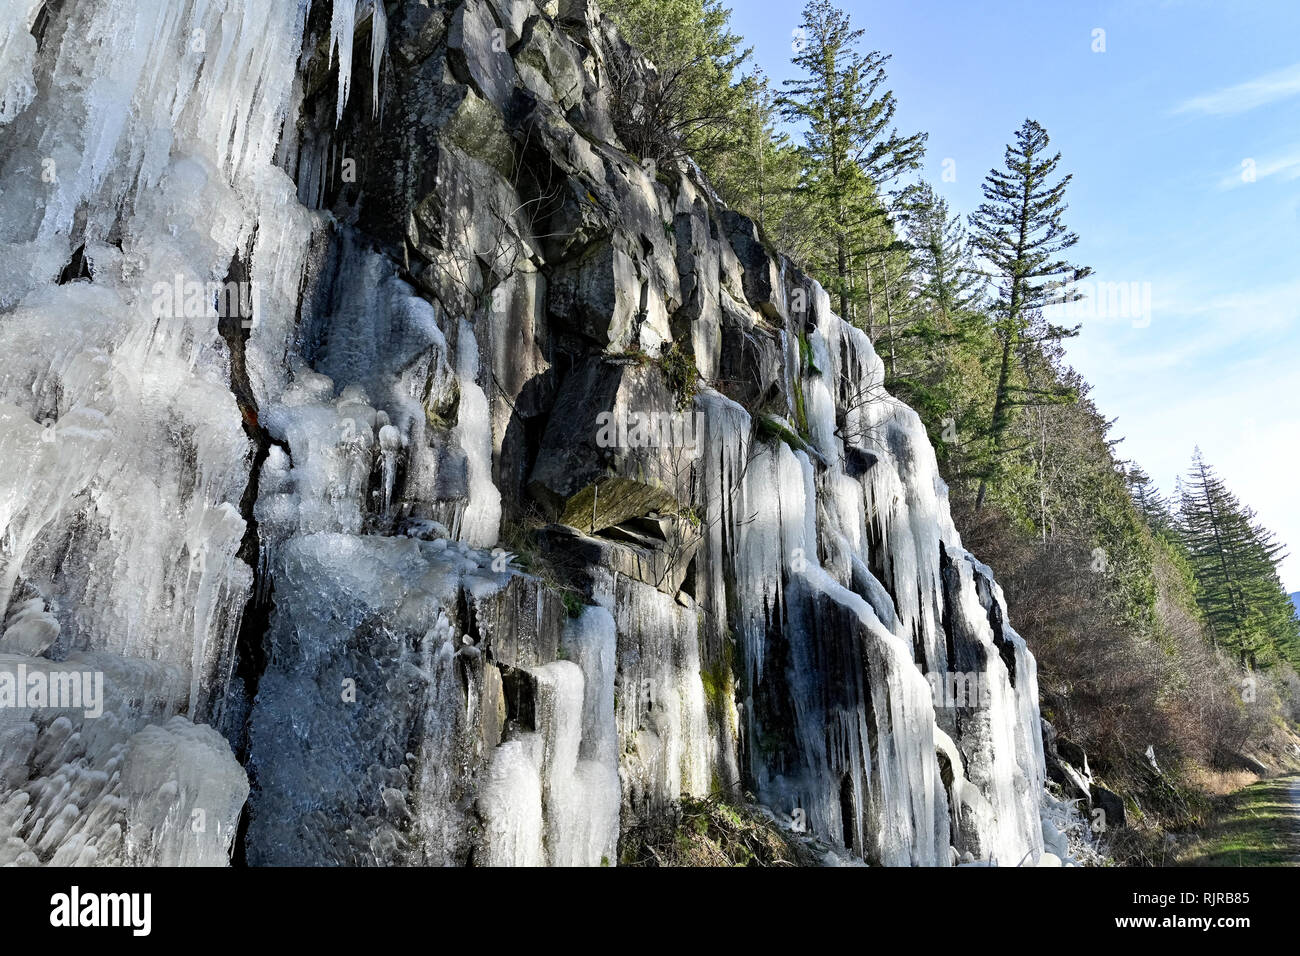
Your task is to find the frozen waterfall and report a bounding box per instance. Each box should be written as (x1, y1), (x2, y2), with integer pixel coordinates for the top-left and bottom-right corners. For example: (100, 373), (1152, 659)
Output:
(0, 0), (1067, 867)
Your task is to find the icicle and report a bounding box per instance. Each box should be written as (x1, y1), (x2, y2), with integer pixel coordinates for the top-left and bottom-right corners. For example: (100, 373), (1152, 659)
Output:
(474, 610), (620, 867)
(378, 423), (401, 512)
(329, 0), (358, 126)
(0, 0), (43, 125)
(452, 320), (502, 549)
(370, 0), (387, 118)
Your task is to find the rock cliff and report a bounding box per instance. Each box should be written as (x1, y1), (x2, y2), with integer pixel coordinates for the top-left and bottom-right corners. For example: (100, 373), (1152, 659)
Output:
(0, 0), (1059, 866)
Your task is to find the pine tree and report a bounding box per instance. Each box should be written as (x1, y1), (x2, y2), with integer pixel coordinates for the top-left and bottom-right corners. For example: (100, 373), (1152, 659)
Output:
(968, 119), (1092, 511)
(1178, 449), (1300, 668)
(900, 182), (986, 324)
(857, 215), (913, 378)
(780, 0), (926, 319)
(602, 0), (758, 168)
(1126, 464), (1177, 537)
(846, 184), (994, 485)
(709, 78), (823, 264)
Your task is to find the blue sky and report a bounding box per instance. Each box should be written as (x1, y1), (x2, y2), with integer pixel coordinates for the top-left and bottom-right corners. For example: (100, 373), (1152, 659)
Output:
(727, 0), (1300, 589)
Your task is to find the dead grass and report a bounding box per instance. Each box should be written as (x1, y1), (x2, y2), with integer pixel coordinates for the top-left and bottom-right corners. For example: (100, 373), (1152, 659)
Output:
(1187, 766), (1261, 798)
(619, 795), (819, 867)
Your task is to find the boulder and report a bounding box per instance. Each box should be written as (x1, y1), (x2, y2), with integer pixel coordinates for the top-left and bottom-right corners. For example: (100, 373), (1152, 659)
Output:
(514, 17), (584, 111)
(1041, 720), (1092, 805)
(486, 0), (532, 47)
(448, 0), (518, 111)
(538, 518), (701, 597)
(720, 209), (785, 322)
(1090, 785), (1127, 830)
(528, 357), (695, 532)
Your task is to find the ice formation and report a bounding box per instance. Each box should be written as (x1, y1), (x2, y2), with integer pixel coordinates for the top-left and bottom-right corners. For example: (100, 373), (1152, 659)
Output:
(369, 0), (388, 118)
(0, 2), (42, 126)
(0, 0), (1067, 867)
(479, 608), (621, 865)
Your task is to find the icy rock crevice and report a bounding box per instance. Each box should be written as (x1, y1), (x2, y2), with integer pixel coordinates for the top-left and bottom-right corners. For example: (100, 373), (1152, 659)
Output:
(0, 0), (1063, 866)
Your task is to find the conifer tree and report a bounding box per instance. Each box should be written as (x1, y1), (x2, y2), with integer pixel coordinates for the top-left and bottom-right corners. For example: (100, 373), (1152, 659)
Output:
(969, 119), (1091, 510)
(780, 0), (926, 319)
(710, 79), (823, 263)
(1126, 464), (1177, 537)
(602, 0), (757, 168)
(1178, 449), (1300, 667)
(900, 182), (986, 326)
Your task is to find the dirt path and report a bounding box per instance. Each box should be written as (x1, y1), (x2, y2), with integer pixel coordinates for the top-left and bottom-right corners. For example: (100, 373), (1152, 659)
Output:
(1178, 774), (1300, 866)
(1292, 777), (1300, 864)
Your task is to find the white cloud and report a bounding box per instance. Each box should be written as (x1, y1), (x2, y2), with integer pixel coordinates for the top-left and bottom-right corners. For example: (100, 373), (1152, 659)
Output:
(1174, 62), (1300, 116)
(1071, 277), (1300, 375)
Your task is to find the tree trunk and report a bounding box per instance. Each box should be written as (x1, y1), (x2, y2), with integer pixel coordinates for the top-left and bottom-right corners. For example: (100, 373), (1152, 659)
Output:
(837, 235), (849, 318)
(864, 258), (877, 339)
(974, 324), (1015, 512)
(882, 256), (897, 379)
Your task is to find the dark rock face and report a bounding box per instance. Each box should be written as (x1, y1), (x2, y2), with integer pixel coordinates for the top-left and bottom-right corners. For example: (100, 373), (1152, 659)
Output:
(719, 210), (786, 323)
(240, 0), (776, 865)
(717, 318), (786, 416)
(528, 357), (693, 530)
